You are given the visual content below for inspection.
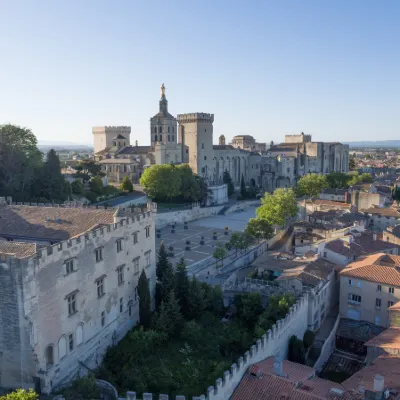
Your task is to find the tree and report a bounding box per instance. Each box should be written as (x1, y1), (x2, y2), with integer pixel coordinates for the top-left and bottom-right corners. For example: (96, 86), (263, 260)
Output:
(230, 232), (243, 256)
(288, 335), (306, 364)
(303, 330), (315, 349)
(393, 185), (400, 201)
(240, 174), (247, 198)
(234, 292), (263, 329)
(256, 188), (298, 227)
(71, 179), (84, 194)
(349, 154), (356, 170)
(297, 174), (328, 199)
(223, 170), (234, 197)
(153, 291), (183, 338)
(326, 172), (351, 189)
(0, 389), (38, 400)
(90, 176), (104, 194)
(174, 258), (190, 317)
(120, 176), (133, 192)
(213, 243), (227, 267)
(245, 218), (274, 242)
(138, 269), (152, 328)
(156, 242), (171, 281)
(186, 278), (206, 319)
(73, 159), (104, 183)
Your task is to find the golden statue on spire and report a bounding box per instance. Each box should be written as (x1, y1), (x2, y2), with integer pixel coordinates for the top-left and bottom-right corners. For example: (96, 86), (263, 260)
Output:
(161, 83), (165, 98)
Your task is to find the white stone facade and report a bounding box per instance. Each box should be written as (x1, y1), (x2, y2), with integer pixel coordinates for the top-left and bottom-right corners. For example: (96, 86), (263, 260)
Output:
(0, 205), (156, 394)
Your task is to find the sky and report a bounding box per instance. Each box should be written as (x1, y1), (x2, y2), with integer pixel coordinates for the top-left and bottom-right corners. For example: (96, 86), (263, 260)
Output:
(0, 0), (399, 145)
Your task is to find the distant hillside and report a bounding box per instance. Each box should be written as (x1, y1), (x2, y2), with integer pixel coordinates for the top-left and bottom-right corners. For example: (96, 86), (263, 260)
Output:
(345, 140), (400, 148)
(38, 141), (93, 152)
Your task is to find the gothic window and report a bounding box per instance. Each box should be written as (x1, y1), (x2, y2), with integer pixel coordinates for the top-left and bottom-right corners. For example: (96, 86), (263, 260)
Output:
(154, 127), (157, 133)
(168, 135), (170, 141)
(172, 127), (174, 133)
(58, 335), (67, 361)
(172, 135), (175, 142)
(113, 141), (116, 147)
(154, 134), (158, 142)
(159, 126), (162, 133)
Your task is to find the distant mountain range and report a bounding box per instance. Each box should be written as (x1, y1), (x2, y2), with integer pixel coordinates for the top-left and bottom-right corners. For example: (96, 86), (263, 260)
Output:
(344, 140), (400, 148)
(38, 141), (93, 151)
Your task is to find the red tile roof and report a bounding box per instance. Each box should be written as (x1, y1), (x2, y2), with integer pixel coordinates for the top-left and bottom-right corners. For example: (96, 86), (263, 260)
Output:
(364, 327), (400, 350)
(389, 301), (400, 311)
(0, 241), (37, 259)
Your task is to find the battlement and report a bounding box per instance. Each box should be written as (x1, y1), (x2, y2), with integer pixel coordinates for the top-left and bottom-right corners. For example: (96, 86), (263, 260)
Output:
(285, 133), (312, 144)
(122, 293), (309, 400)
(92, 126), (132, 134)
(177, 113), (214, 124)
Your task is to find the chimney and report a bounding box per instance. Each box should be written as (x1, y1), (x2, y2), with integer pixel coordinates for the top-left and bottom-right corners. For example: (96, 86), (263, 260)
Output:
(363, 375), (385, 400)
(373, 375), (384, 392)
(273, 356), (283, 376)
(373, 233), (377, 241)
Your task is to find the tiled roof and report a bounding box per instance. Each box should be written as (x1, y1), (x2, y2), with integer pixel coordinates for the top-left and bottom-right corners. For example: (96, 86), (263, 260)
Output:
(389, 300), (400, 311)
(308, 199), (351, 208)
(336, 318), (385, 342)
(342, 355), (400, 394)
(232, 358), (355, 400)
(340, 253), (400, 286)
(360, 207), (400, 218)
(117, 146), (153, 155)
(364, 327), (400, 349)
(0, 205), (116, 241)
(0, 241), (37, 258)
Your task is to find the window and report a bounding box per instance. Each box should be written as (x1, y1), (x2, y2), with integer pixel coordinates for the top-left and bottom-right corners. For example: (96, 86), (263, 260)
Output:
(323, 252), (327, 258)
(65, 259), (75, 275)
(116, 239), (123, 253)
(389, 287), (394, 294)
(168, 126), (170, 133)
(58, 336), (67, 361)
(133, 257), (140, 275)
(120, 297), (123, 313)
(172, 135), (175, 141)
(172, 127), (174, 133)
(68, 333), (74, 351)
(201, 143), (204, 149)
(45, 345), (54, 367)
(145, 226), (150, 238)
(101, 311), (105, 327)
(375, 298), (381, 309)
(154, 134), (158, 142)
(134, 286), (138, 302)
(117, 265), (124, 285)
(204, 156), (207, 160)
(97, 277), (105, 297)
(76, 324), (84, 346)
(159, 126), (162, 133)
(67, 292), (77, 315)
(168, 134), (170, 141)
(348, 293), (361, 304)
(348, 279), (352, 286)
(133, 231), (138, 244)
(388, 301), (394, 308)
(377, 285), (382, 292)
(95, 247), (103, 262)
(154, 127), (157, 133)
(129, 305), (132, 317)
(145, 251), (151, 269)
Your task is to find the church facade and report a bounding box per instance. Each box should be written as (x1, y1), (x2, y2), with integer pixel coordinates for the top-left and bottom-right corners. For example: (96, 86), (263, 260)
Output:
(94, 85), (349, 192)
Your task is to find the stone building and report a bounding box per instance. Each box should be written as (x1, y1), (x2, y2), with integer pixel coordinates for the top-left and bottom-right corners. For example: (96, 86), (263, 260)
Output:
(95, 85), (349, 190)
(0, 200), (156, 394)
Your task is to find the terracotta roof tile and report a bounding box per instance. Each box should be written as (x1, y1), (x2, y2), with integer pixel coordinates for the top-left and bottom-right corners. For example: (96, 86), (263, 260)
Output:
(389, 300), (400, 311)
(360, 207), (400, 218)
(0, 241), (37, 259)
(0, 205), (116, 242)
(364, 327), (400, 349)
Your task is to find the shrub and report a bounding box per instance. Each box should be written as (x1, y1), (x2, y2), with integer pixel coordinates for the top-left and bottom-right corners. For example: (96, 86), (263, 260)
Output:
(303, 329), (315, 349)
(84, 190), (98, 203)
(0, 389), (38, 400)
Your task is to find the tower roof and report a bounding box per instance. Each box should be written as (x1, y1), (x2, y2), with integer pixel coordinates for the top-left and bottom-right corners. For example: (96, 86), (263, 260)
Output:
(151, 83), (175, 120)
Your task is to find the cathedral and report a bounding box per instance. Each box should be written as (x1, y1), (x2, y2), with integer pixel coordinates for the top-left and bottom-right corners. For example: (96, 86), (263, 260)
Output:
(93, 84), (349, 192)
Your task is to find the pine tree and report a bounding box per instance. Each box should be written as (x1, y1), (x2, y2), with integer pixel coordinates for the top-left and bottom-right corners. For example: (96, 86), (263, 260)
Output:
(223, 170), (234, 197)
(240, 174), (247, 199)
(156, 242), (170, 281)
(186, 278), (205, 319)
(153, 291), (183, 338)
(137, 269), (152, 328)
(174, 258), (190, 317)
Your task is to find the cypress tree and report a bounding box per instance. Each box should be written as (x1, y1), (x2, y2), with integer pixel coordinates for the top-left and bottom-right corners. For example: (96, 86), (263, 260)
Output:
(240, 173), (247, 199)
(156, 242), (171, 281)
(138, 269), (152, 328)
(174, 258), (190, 317)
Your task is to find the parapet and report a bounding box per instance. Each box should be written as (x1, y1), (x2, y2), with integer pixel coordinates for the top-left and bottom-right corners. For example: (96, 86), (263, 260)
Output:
(177, 113), (214, 124)
(92, 126), (132, 134)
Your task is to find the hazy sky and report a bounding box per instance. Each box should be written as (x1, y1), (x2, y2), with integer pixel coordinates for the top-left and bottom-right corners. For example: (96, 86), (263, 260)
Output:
(0, 1), (399, 145)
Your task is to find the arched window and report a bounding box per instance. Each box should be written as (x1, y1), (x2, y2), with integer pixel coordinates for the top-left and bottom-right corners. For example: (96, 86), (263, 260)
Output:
(76, 323), (84, 346)
(168, 135), (170, 142)
(58, 336), (67, 361)
(154, 127), (157, 133)
(168, 126), (170, 133)
(172, 135), (175, 142)
(154, 134), (158, 142)
(159, 126), (162, 133)
(45, 345), (54, 367)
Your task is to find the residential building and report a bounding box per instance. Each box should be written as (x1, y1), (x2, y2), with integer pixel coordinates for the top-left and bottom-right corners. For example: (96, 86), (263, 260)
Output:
(360, 206), (400, 231)
(0, 200), (157, 394)
(339, 253), (400, 327)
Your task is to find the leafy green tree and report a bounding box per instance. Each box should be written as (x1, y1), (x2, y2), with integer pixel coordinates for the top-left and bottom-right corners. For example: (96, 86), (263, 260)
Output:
(254, 311), (274, 338)
(245, 218), (274, 242)
(213, 243), (227, 267)
(90, 176), (104, 194)
(240, 174), (247, 198)
(288, 335), (306, 364)
(73, 159), (104, 183)
(349, 154), (356, 170)
(138, 269), (152, 328)
(256, 188), (298, 227)
(230, 232), (243, 256)
(71, 179), (84, 194)
(326, 172), (351, 189)
(0, 389), (38, 400)
(186, 278), (206, 319)
(153, 291), (183, 338)
(223, 170), (235, 196)
(174, 258), (190, 317)
(234, 292), (263, 329)
(120, 176), (133, 192)
(303, 329), (315, 349)
(297, 173), (328, 198)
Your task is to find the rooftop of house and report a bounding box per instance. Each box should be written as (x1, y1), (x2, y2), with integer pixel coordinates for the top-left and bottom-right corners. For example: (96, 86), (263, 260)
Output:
(231, 357), (355, 400)
(306, 199), (352, 209)
(364, 327), (400, 350)
(0, 204), (118, 242)
(325, 231), (399, 259)
(0, 241), (38, 259)
(320, 188), (348, 195)
(309, 210), (367, 225)
(360, 206), (400, 218)
(342, 356), (400, 397)
(337, 318), (386, 343)
(389, 301), (400, 311)
(294, 220), (344, 232)
(386, 225), (400, 238)
(340, 253), (400, 287)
